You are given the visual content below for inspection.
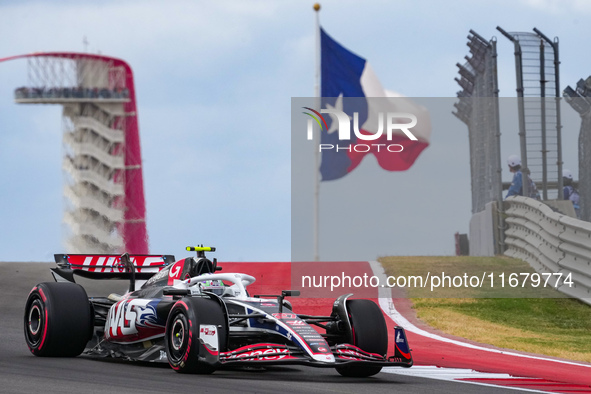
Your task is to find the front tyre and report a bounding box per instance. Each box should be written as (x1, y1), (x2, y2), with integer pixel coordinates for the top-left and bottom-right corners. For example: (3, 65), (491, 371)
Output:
(24, 282), (92, 357)
(165, 297), (227, 374)
(336, 299), (387, 378)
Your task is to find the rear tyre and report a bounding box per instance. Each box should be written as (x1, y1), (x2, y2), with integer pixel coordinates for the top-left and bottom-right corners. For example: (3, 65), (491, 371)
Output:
(165, 297), (227, 374)
(336, 299), (387, 378)
(24, 282), (93, 357)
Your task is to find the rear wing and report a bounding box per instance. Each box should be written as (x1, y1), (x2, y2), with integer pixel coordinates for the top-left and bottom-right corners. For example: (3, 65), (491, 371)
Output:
(52, 253), (175, 285)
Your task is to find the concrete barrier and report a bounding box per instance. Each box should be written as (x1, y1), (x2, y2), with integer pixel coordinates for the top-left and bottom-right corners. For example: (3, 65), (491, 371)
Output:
(504, 196), (591, 305)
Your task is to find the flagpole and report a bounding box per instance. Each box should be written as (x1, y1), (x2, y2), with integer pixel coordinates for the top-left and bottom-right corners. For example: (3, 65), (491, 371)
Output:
(313, 3), (321, 261)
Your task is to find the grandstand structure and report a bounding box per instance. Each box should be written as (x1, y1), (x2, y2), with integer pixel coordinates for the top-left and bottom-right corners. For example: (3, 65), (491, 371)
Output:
(0, 53), (148, 254)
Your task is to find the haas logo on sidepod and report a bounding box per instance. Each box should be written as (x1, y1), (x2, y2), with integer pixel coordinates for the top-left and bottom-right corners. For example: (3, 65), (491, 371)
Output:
(105, 299), (156, 339)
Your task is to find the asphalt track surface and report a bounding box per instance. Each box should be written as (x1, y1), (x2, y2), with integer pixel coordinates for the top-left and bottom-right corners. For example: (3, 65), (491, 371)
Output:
(0, 262), (522, 394)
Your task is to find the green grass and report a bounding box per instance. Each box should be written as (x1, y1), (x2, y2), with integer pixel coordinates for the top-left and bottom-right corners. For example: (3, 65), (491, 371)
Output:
(379, 256), (591, 363)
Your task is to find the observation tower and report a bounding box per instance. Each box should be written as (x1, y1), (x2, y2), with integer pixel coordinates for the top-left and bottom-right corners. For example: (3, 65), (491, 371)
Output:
(1, 53), (148, 254)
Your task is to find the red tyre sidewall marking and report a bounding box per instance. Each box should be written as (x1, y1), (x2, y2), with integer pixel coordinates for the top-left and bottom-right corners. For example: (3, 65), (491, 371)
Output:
(169, 300), (190, 370)
(183, 319), (192, 363)
(38, 288), (48, 351)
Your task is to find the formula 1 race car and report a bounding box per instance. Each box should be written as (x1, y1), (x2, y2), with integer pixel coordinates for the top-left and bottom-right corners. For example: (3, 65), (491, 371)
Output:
(24, 247), (412, 377)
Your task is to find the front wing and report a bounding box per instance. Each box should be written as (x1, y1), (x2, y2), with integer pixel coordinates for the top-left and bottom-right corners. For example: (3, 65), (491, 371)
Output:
(217, 327), (413, 369)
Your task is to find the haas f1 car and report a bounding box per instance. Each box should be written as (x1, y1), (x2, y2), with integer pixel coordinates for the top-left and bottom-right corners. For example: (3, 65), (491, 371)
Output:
(24, 247), (412, 377)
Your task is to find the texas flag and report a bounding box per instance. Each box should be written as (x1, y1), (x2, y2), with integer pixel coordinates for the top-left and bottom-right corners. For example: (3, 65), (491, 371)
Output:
(320, 28), (431, 181)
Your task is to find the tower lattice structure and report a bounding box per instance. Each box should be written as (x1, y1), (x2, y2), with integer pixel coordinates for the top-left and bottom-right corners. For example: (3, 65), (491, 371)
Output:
(1, 52), (148, 254)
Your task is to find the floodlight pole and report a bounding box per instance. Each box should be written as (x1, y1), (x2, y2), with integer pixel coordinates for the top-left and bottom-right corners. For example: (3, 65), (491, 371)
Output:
(313, 4), (321, 261)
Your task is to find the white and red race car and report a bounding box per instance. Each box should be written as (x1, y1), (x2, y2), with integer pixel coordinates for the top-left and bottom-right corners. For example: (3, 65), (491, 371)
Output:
(24, 246), (412, 377)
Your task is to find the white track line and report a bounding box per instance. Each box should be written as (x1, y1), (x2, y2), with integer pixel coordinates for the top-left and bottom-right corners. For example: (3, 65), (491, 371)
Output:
(381, 366), (550, 393)
(368, 261), (591, 369)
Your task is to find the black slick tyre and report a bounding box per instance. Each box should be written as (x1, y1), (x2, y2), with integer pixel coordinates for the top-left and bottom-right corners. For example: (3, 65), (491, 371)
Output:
(24, 282), (93, 357)
(336, 299), (388, 377)
(165, 297), (227, 374)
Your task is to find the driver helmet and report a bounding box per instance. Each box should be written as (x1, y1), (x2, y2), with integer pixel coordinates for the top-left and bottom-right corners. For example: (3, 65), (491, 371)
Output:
(198, 279), (226, 296)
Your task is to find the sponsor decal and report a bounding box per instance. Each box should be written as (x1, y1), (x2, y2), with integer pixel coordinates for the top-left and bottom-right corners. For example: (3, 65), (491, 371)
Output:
(335, 346), (384, 361)
(200, 327), (216, 336)
(286, 320), (306, 326)
(394, 327), (411, 358)
(338, 349), (366, 358)
(272, 313), (296, 319)
(317, 347), (329, 353)
(167, 260), (184, 285)
(338, 355), (364, 361)
(105, 299), (162, 340)
(67, 255), (166, 273)
(225, 348), (290, 361)
(199, 324), (219, 352)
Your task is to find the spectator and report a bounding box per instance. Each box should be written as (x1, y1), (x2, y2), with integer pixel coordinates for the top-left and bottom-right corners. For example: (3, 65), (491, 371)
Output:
(563, 169), (581, 219)
(505, 154), (540, 200)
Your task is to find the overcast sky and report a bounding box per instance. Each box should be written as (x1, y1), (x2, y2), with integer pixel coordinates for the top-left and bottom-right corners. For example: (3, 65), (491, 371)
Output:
(0, 0), (589, 262)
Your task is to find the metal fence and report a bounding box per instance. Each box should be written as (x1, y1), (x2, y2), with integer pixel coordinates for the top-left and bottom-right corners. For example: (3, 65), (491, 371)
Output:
(496, 27), (563, 199)
(563, 77), (591, 222)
